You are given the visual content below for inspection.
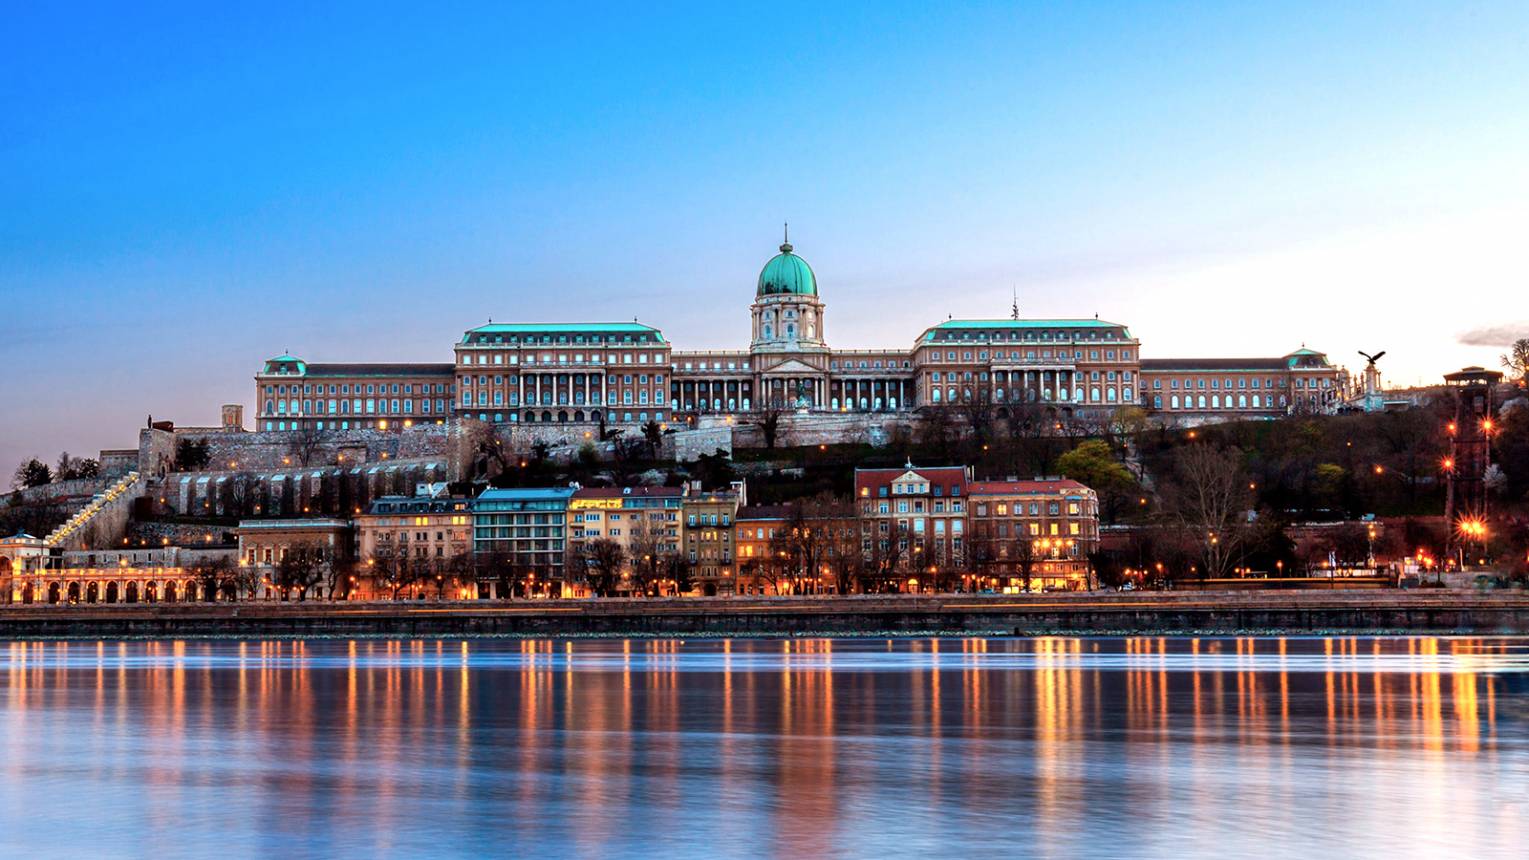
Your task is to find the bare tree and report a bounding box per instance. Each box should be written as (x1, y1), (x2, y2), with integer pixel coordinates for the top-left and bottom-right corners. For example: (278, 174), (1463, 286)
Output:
(1160, 444), (1253, 579)
(1013, 537), (1038, 593)
(1502, 337), (1529, 388)
(286, 425), (329, 468)
(628, 519), (664, 596)
(577, 538), (626, 597)
(663, 552), (694, 595)
(275, 542), (329, 600)
(758, 401), (786, 450)
(190, 556), (238, 602)
(824, 512), (865, 594)
(459, 418), (514, 481)
(641, 419), (665, 459)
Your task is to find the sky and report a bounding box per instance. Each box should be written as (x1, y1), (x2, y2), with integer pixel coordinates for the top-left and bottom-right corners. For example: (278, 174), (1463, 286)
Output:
(4, 1), (1528, 473)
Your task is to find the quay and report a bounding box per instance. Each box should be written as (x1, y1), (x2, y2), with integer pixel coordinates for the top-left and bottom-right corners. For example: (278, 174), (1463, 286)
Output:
(2, 592), (1528, 638)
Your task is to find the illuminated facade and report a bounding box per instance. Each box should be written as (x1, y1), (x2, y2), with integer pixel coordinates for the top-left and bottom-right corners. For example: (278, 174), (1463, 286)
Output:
(854, 465), (970, 582)
(682, 484), (743, 595)
(253, 236), (1344, 430)
(968, 479), (1100, 591)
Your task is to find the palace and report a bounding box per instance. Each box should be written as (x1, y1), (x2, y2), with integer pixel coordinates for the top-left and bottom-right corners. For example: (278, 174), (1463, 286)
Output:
(252, 235), (1345, 433)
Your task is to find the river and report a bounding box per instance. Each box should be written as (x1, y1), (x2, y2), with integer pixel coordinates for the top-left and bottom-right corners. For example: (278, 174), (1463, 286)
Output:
(1, 637), (1525, 858)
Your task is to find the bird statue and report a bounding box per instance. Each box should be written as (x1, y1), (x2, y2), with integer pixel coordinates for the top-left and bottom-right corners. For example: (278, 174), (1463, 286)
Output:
(1358, 350), (1386, 367)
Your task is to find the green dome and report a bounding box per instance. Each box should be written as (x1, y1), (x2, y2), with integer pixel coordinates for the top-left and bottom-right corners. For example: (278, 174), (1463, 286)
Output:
(757, 242), (817, 297)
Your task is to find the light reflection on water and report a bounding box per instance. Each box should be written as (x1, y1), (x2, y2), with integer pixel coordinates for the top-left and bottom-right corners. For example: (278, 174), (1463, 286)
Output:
(0, 637), (1525, 859)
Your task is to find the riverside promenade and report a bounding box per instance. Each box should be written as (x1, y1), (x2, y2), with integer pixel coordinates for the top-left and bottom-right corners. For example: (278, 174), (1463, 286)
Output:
(2, 591), (1528, 638)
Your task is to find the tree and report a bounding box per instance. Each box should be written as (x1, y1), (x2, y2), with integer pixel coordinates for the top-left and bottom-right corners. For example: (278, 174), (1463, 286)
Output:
(1502, 337), (1529, 388)
(1056, 439), (1138, 522)
(578, 538), (626, 597)
(759, 402), (785, 450)
(577, 441), (601, 468)
(12, 459), (52, 490)
(54, 453), (100, 481)
(628, 519), (665, 596)
(176, 438), (211, 471)
(191, 556), (238, 602)
(1013, 537), (1038, 593)
(1160, 444), (1253, 579)
(693, 449), (737, 489)
(1089, 549), (1125, 590)
(824, 515), (866, 594)
(664, 552), (694, 595)
(286, 425), (329, 467)
(328, 557), (361, 601)
(275, 544), (328, 600)
(641, 419), (665, 459)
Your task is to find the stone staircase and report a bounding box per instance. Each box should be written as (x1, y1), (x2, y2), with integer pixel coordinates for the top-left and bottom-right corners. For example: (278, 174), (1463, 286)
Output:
(44, 471), (142, 549)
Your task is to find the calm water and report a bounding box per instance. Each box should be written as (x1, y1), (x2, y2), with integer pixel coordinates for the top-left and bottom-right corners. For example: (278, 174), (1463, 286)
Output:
(1, 638), (1526, 859)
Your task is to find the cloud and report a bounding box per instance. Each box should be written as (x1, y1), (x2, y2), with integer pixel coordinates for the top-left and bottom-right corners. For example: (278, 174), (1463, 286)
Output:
(1457, 323), (1529, 347)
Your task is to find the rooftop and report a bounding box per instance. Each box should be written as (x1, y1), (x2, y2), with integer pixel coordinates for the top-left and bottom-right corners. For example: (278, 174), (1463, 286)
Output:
(304, 362), (455, 378)
(968, 479), (1091, 495)
(475, 487), (578, 502)
(735, 504), (795, 522)
(573, 486), (685, 499)
(920, 318), (1134, 341)
(462, 322), (666, 343)
(1140, 357), (1291, 372)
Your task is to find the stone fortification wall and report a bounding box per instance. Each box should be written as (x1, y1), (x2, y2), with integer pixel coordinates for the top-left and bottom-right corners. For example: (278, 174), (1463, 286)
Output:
(2, 477), (116, 508)
(728, 413), (915, 449)
(153, 458), (448, 521)
(122, 520), (239, 548)
(142, 424), (454, 474)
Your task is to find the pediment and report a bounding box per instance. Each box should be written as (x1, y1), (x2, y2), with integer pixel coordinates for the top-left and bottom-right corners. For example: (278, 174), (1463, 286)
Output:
(760, 358), (822, 375)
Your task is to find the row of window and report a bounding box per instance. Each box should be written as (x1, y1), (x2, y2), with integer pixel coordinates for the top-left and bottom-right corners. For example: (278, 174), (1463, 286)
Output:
(975, 501), (1082, 516)
(929, 387), (1133, 404)
(264, 382), (449, 396)
(459, 351), (666, 366)
(461, 373), (666, 386)
(265, 398), (447, 416)
(467, 332), (657, 345)
(1153, 394), (1288, 410)
(930, 369), (1133, 383)
(927, 348), (1133, 362)
(935, 329), (1126, 342)
(468, 410), (662, 424)
(464, 390), (662, 406)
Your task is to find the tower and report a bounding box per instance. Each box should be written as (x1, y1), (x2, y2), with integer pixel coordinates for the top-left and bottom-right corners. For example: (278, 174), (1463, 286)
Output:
(1443, 366), (1503, 561)
(750, 229), (827, 352)
(749, 229), (831, 409)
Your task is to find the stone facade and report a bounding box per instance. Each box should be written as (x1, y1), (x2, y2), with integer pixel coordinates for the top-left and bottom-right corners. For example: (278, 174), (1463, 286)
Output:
(242, 236), (1345, 450)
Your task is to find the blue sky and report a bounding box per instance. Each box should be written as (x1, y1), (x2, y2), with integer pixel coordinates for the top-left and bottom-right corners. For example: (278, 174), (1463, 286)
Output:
(4, 2), (1528, 472)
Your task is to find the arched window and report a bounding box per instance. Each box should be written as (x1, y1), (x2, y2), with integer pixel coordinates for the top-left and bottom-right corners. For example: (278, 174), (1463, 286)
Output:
(1212, 395), (1220, 408)
(1198, 395), (1207, 408)
(1238, 395), (1247, 408)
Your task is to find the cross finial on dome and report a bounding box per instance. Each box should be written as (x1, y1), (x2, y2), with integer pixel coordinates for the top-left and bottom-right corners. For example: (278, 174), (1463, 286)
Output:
(780, 221), (792, 254)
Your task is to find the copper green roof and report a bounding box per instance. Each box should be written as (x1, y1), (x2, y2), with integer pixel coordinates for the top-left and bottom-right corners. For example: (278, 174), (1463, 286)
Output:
(757, 242), (818, 297)
(462, 322), (666, 344)
(920, 319), (1134, 341)
(263, 355), (306, 374)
